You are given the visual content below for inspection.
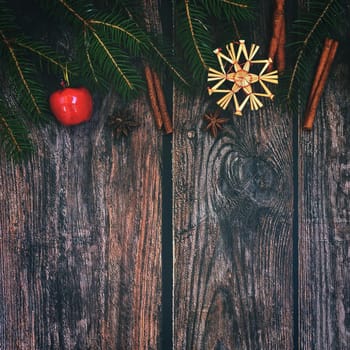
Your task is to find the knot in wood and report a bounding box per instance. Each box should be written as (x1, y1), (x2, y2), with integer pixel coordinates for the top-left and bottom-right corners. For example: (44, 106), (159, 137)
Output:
(219, 155), (279, 207)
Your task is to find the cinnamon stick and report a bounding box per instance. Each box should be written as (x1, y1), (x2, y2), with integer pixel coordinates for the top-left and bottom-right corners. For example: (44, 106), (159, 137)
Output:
(268, 0), (285, 71)
(268, 9), (284, 60)
(303, 39), (339, 130)
(305, 38), (332, 114)
(144, 64), (163, 130)
(276, 15), (286, 72)
(151, 70), (173, 134)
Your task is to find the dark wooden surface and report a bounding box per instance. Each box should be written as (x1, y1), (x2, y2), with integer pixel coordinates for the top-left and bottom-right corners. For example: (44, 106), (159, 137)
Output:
(173, 81), (294, 349)
(0, 92), (163, 349)
(0, 1), (349, 349)
(298, 61), (350, 349)
(173, 2), (295, 348)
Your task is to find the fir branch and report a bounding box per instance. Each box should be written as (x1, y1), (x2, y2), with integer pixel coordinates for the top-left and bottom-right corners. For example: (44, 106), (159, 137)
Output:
(176, 0), (216, 82)
(91, 31), (134, 90)
(90, 19), (140, 40)
(57, 0), (144, 96)
(58, 0), (89, 26)
(15, 40), (66, 72)
(88, 7), (150, 54)
(184, 0), (208, 70)
(287, 0), (334, 99)
(120, 1), (191, 89)
(220, 0), (248, 7)
(0, 30), (42, 116)
(83, 29), (99, 83)
(0, 116), (22, 155)
(146, 38), (190, 88)
(200, 0), (253, 21)
(0, 0), (17, 33)
(81, 30), (144, 97)
(284, 0), (342, 110)
(0, 103), (33, 159)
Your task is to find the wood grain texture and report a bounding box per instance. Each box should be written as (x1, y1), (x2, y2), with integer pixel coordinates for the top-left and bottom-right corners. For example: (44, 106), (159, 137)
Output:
(1, 1), (349, 349)
(0, 3), (166, 349)
(0, 92), (162, 349)
(173, 2), (295, 347)
(173, 90), (294, 348)
(299, 59), (350, 349)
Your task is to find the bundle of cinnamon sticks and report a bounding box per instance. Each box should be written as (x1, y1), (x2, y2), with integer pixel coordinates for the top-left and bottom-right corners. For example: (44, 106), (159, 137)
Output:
(303, 38), (339, 130)
(144, 64), (173, 134)
(268, 0), (286, 72)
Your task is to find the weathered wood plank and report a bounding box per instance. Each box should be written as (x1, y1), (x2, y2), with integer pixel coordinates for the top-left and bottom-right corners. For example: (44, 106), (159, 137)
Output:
(0, 2), (165, 348)
(0, 79), (162, 350)
(173, 2), (295, 347)
(298, 58), (350, 349)
(173, 90), (294, 348)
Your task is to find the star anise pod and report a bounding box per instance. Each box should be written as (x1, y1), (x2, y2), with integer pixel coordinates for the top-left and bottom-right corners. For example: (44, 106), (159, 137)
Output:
(109, 111), (139, 137)
(203, 111), (229, 138)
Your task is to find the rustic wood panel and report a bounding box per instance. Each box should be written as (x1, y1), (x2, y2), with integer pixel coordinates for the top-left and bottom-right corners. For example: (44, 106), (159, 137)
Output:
(0, 2), (165, 349)
(172, 2), (296, 348)
(0, 76), (162, 350)
(1, 1), (349, 349)
(173, 91), (294, 348)
(298, 56), (350, 349)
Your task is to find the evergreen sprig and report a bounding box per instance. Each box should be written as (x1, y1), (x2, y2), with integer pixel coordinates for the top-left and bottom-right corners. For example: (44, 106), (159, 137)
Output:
(0, 101), (33, 159)
(0, 0), (66, 158)
(176, 0), (216, 83)
(143, 35), (191, 90)
(280, 0), (343, 112)
(3, 0), (345, 160)
(54, 0), (147, 98)
(175, 0), (253, 84)
(88, 14), (146, 55)
(0, 5), (63, 121)
(200, 0), (253, 21)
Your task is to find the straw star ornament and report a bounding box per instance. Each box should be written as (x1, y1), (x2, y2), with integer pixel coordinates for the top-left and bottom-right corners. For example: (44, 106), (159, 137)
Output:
(207, 40), (278, 116)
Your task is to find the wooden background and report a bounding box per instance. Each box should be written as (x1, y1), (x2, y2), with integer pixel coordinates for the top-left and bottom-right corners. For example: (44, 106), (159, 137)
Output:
(0, 0), (349, 349)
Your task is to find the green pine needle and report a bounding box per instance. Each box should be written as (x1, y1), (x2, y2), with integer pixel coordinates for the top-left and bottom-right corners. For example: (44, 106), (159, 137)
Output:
(15, 39), (67, 74)
(88, 13), (148, 55)
(144, 35), (191, 90)
(200, 0), (254, 21)
(0, 31), (48, 119)
(0, 0), (346, 159)
(176, 0), (216, 83)
(0, 104), (33, 159)
(56, 0), (147, 97)
(281, 0), (343, 112)
(82, 31), (144, 97)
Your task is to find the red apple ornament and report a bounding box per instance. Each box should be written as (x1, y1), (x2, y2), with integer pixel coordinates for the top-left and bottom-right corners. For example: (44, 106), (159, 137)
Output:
(49, 80), (93, 126)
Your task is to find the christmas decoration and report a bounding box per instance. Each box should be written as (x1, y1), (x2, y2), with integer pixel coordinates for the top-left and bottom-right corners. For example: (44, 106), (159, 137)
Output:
(144, 64), (173, 134)
(109, 111), (139, 137)
(49, 80), (93, 126)
(284, 0), (343, 111)
(268, 0), (286, 72)
(176, 0), (252, 82)
(303, 38), (338, 130)
(203, 111), (229, 138)
(0, 0), (347, 159)
(207, 40), (278, 115)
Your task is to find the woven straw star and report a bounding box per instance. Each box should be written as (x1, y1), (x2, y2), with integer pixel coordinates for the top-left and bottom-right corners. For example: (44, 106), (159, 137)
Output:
(207, 40), (278, 116)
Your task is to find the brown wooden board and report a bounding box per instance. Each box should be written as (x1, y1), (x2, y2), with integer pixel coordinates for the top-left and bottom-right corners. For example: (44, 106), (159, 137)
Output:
(0, 1), (165, 348)
(173, 92), (294, 348)
(0, 66), (162, 350)
(298, 58), (350, 349)
(0, 1), (350, 349)
(172, 1), (296, 348)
